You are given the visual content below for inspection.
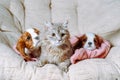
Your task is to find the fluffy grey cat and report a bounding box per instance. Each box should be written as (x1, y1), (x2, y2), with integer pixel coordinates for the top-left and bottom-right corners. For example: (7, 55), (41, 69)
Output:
(37, 21), (73, 72)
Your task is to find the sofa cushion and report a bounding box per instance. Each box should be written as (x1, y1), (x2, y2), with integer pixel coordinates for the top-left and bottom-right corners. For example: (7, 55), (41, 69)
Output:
(0, 43), (69, 80)
(0, 0), (120, 80)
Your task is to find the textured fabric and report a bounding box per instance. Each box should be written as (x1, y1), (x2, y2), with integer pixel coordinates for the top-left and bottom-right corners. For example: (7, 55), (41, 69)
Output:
(70, 34), (111, 64)
(0, 0), (120, 80)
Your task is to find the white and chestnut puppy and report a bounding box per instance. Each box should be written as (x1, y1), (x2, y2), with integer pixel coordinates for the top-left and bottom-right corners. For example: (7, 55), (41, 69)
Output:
(74, 33), (103, 50)
(16, 28), (41, 61)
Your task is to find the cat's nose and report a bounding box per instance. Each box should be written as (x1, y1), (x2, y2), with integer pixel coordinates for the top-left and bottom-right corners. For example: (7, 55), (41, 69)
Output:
(57, 36), (62, 42)
(58, 39), (62, 42)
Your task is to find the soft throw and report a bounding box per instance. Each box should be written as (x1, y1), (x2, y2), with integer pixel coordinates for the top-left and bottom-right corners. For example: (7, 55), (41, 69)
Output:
(70, 34), (111, 64)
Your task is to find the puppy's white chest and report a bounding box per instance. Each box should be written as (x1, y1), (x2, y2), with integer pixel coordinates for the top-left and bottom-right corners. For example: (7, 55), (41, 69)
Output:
(25, 48), (30, 55)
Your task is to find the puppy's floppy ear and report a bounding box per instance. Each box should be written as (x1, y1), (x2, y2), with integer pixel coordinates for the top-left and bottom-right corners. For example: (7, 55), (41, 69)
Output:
(21, 32), (32, 45)
(22, 32), (34, 49)
(33, 28), (40, 34)
(73, 34), (86, 49)
(16, 32), (28, 51)
(95, 34), (103, 48)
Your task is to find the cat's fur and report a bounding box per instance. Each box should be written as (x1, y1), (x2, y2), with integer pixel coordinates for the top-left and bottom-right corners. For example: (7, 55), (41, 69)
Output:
(37, 21), (73, 72)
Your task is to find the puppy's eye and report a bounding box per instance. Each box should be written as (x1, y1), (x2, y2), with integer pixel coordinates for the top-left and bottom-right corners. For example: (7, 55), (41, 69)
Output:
(27, 36), (31, 40)
(94, 39), (97, 43)
(52, 33), (55, 36)
(35, 36), (39, 40)
(61, 33), (65, 37)
(83, 38), (87, 42)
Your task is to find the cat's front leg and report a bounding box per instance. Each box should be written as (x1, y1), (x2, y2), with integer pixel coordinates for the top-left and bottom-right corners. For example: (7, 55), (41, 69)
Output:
(37, 57), (47, 67)
(58, 59), (71, 72)
(37, 60), (44, 67)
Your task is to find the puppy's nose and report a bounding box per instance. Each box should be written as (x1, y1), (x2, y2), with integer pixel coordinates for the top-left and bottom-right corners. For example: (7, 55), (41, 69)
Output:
(88, 42), (92, 45)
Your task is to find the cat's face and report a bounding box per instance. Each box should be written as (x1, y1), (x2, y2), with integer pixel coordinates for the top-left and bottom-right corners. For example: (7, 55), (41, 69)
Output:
(45, 21), (70, 47)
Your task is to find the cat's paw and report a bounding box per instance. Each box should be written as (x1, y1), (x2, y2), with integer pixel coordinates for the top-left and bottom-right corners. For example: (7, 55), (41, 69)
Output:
(58, 62), (69, 72)
(36, 61), (44, 67)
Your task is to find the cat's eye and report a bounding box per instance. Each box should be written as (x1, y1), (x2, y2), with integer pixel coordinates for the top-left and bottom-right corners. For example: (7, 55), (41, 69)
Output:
(27, 36), (31, 40)
(61, 33), (65, 37)
(52, 33), (55, 36)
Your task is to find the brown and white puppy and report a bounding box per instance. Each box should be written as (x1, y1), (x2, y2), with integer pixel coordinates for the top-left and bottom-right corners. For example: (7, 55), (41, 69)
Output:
(74, 33), (103, 50)
(16, 28), (41, 61)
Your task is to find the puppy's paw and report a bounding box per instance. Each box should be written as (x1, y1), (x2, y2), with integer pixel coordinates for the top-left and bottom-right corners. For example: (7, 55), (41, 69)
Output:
(31, 58), (37, 61)
(24, 56), (33, 61)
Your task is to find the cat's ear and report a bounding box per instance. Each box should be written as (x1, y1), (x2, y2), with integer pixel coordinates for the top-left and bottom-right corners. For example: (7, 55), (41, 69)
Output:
(44, 21), (53, 29)
(63, 20), (68, 29)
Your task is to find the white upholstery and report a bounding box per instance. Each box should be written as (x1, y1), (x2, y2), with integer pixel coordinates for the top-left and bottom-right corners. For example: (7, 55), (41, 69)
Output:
(0, 0), (120, 80)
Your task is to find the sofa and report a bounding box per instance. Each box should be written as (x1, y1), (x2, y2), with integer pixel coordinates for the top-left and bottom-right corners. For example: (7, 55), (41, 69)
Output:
(0, 0), (120, 80)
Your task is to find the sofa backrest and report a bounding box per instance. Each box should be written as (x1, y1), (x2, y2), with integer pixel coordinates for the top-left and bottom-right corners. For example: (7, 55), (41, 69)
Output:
(0, 0), (120, 47)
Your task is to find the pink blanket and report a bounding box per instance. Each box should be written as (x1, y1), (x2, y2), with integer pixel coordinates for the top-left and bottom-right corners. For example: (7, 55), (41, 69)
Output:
(13, 45), (37, 61)
(70, 34), (111, 64)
